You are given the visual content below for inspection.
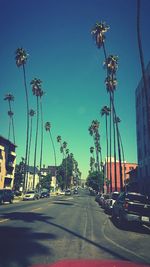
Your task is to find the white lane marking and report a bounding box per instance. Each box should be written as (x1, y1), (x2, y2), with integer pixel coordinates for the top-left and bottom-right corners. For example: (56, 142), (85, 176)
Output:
(102, 218), (148, 263)
(30, 207), (42, 212)
(0, 218), (9, 223)
(81, 207), (88, 250)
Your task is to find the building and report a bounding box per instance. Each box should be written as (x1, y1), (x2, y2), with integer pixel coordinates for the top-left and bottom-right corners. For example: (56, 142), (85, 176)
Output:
(104, 157), (137, 192)
(135, 62), (150, 195)
(0, 136), (16, 189)
(26, 166), (39, 190)
(40, 165), (57, 191)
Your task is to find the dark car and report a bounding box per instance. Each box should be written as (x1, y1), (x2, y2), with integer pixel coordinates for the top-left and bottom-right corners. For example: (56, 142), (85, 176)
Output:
(112, 192), (150, 227)
(73, 189), (78, 194)
(0, 189), (14, 204)
(40, 191), (50, 198)
(65, 189), (71, 196)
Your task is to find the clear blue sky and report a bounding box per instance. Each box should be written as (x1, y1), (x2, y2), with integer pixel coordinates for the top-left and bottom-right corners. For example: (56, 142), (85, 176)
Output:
(0, 0), (150, 179)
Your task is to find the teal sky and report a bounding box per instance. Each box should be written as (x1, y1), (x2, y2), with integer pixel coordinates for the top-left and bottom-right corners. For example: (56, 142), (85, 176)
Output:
(0, 0), (150, 179)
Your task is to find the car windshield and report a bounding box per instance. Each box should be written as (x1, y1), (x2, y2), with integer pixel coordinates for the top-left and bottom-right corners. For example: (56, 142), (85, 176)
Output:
(1, 1), (150, 267)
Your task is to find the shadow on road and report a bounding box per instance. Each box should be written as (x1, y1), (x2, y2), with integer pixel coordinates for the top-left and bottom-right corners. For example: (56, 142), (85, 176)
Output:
(1, 210), (130, 264)
(52, 201), (74, 206)
(0, 225), (55, 267)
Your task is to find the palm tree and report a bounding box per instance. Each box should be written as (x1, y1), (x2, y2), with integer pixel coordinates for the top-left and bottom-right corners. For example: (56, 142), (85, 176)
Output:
(4, 94), (15, 144)
(57, 135), (65, 159)
(15, 48), (29, 190)
(104, 55), (121, 192)
(137, 0), (150, 134)
(88, 120), (102, 191)
(101, 105), (111, 191)
(45, 122), (57, 174)
(91, 21), (109, 59)
(30, 78), (42, 188)
(63, 141), (68, 188)
(25, 109), (35, 189)
(39, 89), (45, 173)
(114, 116), (124, 191)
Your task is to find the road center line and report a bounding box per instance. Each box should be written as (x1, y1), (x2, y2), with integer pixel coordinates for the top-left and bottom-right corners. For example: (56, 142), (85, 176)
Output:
(30, 207), (42, 212)
(0, 218), (9, 223)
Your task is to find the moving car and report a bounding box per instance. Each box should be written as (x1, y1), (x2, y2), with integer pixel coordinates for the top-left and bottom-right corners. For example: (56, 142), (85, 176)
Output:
(0, 189), (14, 204)
(73, 188), (78, 194)
(23, 190), (40, 201)
(65, 189), (71, 196)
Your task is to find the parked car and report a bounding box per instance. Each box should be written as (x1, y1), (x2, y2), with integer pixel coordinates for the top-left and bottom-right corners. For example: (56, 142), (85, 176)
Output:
(95, 193), (102, 203)
(23, 190), (40, 201)
(112, 192), (150, 227)
(105, 191), (120, 214)
(0, 189), (14, 204)
(65, 189), (71, 196)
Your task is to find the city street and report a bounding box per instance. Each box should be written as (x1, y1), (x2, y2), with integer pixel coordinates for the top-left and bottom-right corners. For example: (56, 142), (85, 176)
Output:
(0, 188), (150, 267)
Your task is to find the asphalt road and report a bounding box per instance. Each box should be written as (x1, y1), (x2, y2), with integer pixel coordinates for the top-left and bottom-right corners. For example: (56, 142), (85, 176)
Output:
(0, 188), (150, 267)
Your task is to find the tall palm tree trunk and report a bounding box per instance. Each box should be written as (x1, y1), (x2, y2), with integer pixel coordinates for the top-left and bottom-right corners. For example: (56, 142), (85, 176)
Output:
(118, 130), (126, 191)
(49, 131), (57, 170)
(115, 121), (123, 191)
(8, 117), (11, 140)
(109, 93), (112, 193)
(33, 96), (39, 189)
(105, 114), (109, 193)
(39, 99), (43, 174)
(137, 0), (150, 134)
(8, 101), (15, 144)
(26, 116), (33, 189)
(22, 64), (29, 191)
(112, 92), (117, 191)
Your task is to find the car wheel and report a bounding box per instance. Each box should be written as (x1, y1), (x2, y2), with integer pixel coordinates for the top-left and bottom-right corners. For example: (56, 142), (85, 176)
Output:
(10, 199), (13, 204)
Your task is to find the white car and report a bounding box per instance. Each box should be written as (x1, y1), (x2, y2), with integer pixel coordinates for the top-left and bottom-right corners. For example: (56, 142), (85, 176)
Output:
(23, 190), (40, 201)
(105, 191), (120, 214)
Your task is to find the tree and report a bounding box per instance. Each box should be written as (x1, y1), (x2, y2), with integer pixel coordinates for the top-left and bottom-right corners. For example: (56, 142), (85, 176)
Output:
(30, 78), (43, 188)
(88, 120), (103, 191)
(101, 105), (111, 191)
(40, 174), (52, 191)
(91, 24), (124, 192)
(15, 48), (29, 190)
(14, 159), (25, 191)
(137, 0), (150, 134)
(86, 171), (103, 192)
(4, 93), (15, 144)
(39, 89), (45, 173)
(45, 122), (57, 173)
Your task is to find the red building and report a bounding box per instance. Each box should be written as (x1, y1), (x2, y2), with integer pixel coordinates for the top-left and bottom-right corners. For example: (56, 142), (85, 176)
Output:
(104, 158), (138, 192)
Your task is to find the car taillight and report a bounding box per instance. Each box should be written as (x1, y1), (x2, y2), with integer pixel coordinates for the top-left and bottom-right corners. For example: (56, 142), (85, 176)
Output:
(123, 201), (129, 210)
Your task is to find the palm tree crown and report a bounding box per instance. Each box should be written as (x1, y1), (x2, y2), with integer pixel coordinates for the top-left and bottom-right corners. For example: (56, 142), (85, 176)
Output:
(29, 109), (36, 117)
(101, 106), (111, 117)
(15, 48), (28, 67)
(91, 22), (110, 48)
(4, 93), (14, 102)
(104, 55), (118, 75)
(45, 121), (51, 131)
(30, 78), (42, 96)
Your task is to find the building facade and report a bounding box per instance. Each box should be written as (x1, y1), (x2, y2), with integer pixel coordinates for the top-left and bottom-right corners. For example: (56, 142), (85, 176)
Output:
(0, 136), (16, 189)
(104, 158), (137, 192)
(136, 62), (150, 195)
